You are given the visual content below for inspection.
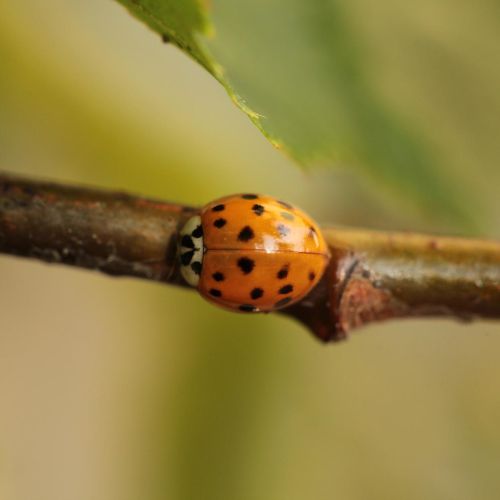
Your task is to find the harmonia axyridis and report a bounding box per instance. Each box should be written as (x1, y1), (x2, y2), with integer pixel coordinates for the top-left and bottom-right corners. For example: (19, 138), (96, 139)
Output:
(178, 194), (330, 312)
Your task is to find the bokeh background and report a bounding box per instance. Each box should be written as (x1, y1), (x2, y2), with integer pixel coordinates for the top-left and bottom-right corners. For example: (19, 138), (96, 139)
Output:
(1, 1), (500, 499)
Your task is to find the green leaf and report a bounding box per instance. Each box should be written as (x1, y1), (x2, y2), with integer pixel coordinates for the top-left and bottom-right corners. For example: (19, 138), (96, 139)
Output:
(115, 0), (478, 227)
(115, 0), (211, 67)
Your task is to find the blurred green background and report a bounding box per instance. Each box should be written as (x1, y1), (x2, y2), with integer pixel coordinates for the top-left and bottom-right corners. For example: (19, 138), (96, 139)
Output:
(0, 1), (499, 499)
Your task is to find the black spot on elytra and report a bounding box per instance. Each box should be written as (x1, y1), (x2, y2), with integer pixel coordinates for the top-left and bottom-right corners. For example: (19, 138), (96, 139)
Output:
(238, 226), (255, 242)
(309, 226), (317, 237)
(237, 257), (255, 274)
(180, 250), (194, 266)
(209, 288), (222, 297)
(276, 223), (291, 237)
(181, 235), (195, 248)
(242, 194), (258, 200)
(277, 265), (289, 279)
(279, 284), (293, 295)
(212, 272), (225, 282)
(191, 261), (202, 275)
(308, 271), (316, 281)
(214, 218), (227, 228)
(275, 297), (292, 308)
(239, 304), (257, 312)
(278, 200), (293, 209)
(212, 204), (225, 212)
(250, 288), (264, 300)
(161, 33), (170, 44)
(192, 225), (203, 238)
(252, 204), (265, 216)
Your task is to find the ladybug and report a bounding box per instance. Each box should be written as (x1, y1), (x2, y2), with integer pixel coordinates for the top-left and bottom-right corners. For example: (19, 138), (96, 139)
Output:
(178, 194), (330, 312)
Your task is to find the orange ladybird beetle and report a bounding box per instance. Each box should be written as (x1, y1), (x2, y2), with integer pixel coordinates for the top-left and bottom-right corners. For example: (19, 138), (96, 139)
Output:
(178, 194), (330, 312)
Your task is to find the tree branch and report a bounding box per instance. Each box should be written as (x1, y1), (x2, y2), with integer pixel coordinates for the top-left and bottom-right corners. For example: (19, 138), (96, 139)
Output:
(1, 172), (499, 342)
(0, 173), (194, 285)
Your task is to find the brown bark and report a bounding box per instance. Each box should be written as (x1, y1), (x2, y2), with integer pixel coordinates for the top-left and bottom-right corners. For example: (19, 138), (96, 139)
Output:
(284, 229), (500, 341)
(1, 172), (499, 342)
